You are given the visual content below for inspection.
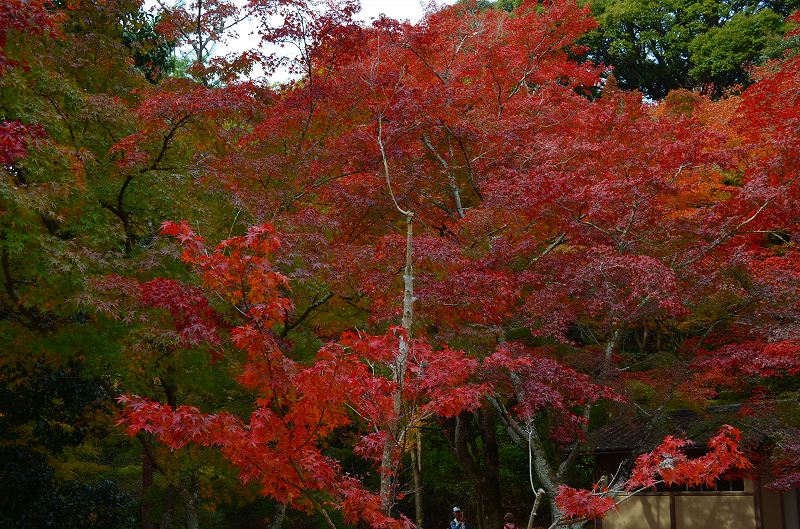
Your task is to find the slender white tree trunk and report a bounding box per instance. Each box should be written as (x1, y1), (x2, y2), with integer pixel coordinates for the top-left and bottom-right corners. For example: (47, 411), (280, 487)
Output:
(377, 115), (416, 516)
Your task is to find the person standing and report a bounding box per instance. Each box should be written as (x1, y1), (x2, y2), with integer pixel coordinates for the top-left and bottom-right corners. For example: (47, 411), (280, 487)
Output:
(503, 512), (518, 529)
(450, 506), (468, 529)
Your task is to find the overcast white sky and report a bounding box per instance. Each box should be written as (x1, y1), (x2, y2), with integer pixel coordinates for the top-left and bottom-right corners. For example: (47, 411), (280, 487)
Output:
(356, 0), (443, 23)
(145, 0), (457, 82)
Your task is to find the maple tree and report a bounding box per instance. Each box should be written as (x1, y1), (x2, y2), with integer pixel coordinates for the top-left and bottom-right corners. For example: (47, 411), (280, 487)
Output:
(2, 0), (800, 528)
(0, 1), (266, 527)
(121, 0), (800, 527)
(114, 220), (490, 528)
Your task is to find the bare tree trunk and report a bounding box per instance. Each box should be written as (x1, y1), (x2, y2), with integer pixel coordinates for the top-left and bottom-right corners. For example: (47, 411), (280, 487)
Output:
(478, 406), (503, 529)
(379, 212), (414, 515)
(377, 115), (417, 517)
(442, 409), (503, 529)
(602, 330), (620, 378)
(269, 503), (287, 529)
(421, 134), (465, 219)
(379, 431), (399, 515)
(181, 477), (199, 529)
(159, 486), (177, 529)
(526, 490), (545, 529)
(410, 434), (424, 529)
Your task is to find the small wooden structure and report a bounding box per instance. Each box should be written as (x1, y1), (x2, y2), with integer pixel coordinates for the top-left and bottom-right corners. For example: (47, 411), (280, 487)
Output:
(594, 476), (799, 529)
(591, 407), (799, 529)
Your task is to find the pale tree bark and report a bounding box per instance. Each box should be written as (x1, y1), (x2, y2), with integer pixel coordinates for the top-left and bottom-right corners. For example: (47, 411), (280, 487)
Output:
(422, 134), (465, 219)
(378, 211), (413, 514)
(532, 331), (621, 528)
(268, 503), (287, 529)
(180, 477), (199, 529)
(377, 114), (416, 517)
(525, 416), (547, 529)
(410, 433), (425, 529)
(489, 324), (622, 529)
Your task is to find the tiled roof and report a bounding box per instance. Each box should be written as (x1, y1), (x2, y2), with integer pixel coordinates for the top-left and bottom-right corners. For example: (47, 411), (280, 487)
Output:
(590, 404), (758, 453)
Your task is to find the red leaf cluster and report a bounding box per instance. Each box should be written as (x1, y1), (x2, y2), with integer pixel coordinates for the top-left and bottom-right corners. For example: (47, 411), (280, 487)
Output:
(111, 80), (262, 170)
(97, 0), (800, 523)
(768, 431), (800, 491)
(626, 425), (750, 490)
(557, 426), (751, 520)
(0, 120), (45, 165)
(117, 223), (490, 527)
(138, 278), (221, 348)
(485, 343), (620, 443)
(0, 0), (59, 72)
(556, 486), (616, 520)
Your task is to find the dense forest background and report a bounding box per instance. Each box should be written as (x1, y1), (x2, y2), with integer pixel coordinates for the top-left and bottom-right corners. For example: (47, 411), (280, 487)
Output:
(1, 1), (798, 529)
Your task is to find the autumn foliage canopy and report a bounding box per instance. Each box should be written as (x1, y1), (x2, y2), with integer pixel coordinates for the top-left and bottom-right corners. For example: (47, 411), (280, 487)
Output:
(2, 0), (799, 527)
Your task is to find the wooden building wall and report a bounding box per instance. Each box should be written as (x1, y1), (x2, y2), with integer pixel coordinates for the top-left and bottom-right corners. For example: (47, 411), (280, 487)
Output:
(597, 480), (800, 529)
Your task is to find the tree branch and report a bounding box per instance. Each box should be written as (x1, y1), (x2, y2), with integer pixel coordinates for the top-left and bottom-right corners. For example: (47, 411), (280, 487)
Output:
(280, 292), (333, 338)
